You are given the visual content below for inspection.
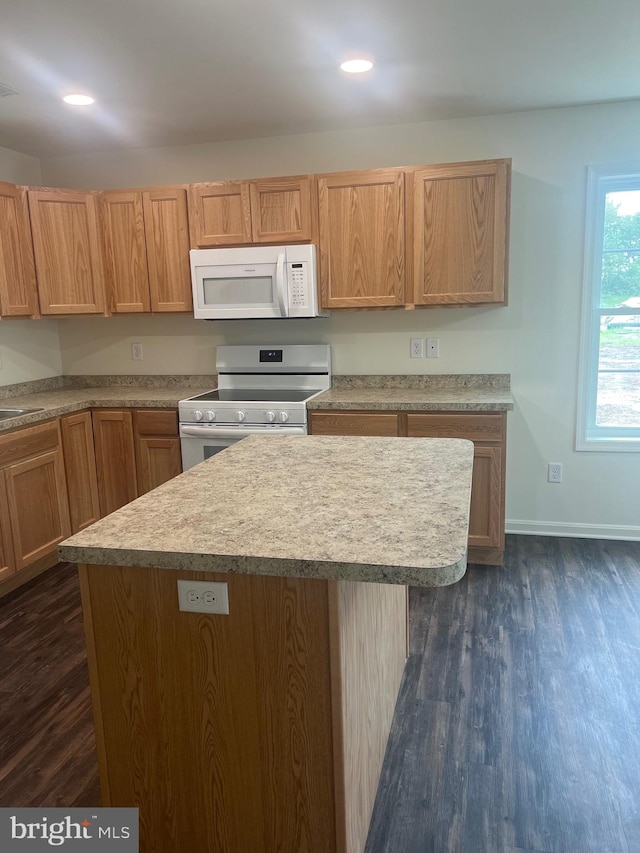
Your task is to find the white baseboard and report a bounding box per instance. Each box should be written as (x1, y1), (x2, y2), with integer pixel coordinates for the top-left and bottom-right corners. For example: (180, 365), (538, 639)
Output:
(505, 519), (640, 542)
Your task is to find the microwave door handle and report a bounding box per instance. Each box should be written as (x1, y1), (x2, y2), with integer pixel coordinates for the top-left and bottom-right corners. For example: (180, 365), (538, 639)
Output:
(276, 252), (289, 317)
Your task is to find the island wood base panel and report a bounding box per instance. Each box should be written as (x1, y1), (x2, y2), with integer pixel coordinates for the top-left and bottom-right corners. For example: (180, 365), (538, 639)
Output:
(78, 564), (408, 853)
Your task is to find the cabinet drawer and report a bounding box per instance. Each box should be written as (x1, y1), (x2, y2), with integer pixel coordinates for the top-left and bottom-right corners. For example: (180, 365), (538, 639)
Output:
(406, 413), (504, 443)
(309, 411), (399, 437)
(0, 420), (60, 467)
(135, 409), (179, 436)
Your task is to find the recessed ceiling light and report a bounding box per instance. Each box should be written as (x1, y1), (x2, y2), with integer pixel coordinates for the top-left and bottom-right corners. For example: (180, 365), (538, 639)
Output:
(63, 94), (95, 106)
(340, 59), (373, 74)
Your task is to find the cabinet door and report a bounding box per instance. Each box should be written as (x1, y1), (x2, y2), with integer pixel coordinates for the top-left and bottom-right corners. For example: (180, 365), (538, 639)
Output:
(0, 476), (15, 581)
(142, 188), (193, 312)
(92, 410), (138, 516)
(249, 176), (313, 243)
(134, 408), (182, 495)
(406, 412), (506, 554)
(309, 411), (399, 436)
(61, 411), (101, 533)
(188, 182), (252, 247)
(0, 182), (38, 317)
(467, 445), (503, 550)
(101, 191), (151, 313)
(27, 188), (105, 314)
(4, 448), (71, 572)
(136, 438), (182, 495)
(317, 169), (405, 309)
(411, 159), (510, 306)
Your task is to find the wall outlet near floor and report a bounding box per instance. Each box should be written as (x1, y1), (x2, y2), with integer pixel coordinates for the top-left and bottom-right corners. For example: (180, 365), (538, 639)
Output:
(131, 342), (143, 361)
(426, 338), (440, 358)
(177, 580), (229, 614)
(548, 463), (563, 483)
(410, 338), (425, 358)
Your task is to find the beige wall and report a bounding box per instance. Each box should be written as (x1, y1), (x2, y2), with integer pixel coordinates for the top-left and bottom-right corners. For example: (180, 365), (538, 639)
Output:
(31, 101), (640, 537)
(0, 320), (62, 385)
(0, 143), (41, 185)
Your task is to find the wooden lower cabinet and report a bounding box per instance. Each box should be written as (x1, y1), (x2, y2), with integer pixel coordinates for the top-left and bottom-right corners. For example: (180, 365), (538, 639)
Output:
(309, 409), (507, 565)
(61, 411), (100, 533)
(0, 407), (183, 595)
(308, 411), (399, 437)
(0, 421), (71, 588)
(0, 477), (14, 581)
(134, 409), (182, 494)
(92, 410), (138, 516)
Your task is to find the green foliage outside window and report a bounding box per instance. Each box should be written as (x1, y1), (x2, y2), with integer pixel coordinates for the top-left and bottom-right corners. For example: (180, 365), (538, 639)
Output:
(601, 198), (640, 308)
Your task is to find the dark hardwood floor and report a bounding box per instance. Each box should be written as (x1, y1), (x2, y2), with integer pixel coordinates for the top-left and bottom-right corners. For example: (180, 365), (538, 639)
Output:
(1, 536), (639, 852)
(0, 561), (100, 808)
(367, 535), (640, 853)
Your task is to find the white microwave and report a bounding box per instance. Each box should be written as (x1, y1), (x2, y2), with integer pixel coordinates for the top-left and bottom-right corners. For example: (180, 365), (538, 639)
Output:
(190, 244), (324, 320)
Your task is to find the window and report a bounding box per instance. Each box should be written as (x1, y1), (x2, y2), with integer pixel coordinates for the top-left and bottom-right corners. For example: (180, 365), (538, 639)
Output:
(577, 164), (640, 451)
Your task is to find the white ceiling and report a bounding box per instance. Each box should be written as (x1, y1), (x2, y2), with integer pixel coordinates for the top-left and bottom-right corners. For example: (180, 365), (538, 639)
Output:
(1, 0), (639, 158)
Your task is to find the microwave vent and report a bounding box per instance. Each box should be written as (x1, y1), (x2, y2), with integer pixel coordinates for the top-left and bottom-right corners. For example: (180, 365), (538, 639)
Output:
(0, 83), (20, 98)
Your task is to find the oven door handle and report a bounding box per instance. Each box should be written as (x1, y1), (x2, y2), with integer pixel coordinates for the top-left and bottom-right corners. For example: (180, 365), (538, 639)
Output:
(180, 425), (306, 438)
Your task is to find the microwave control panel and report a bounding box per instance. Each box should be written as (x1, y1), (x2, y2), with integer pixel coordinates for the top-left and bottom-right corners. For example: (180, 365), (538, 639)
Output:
(288, 262), (309, 309)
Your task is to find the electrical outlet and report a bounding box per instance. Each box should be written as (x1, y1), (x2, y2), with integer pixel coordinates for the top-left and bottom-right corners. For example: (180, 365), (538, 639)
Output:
(131, 342), (143, 361)
(410, 338), (425, 358)
(177, 580), (229, 614)
(426, 338), (440, 358)
(548, 463), (563, 483)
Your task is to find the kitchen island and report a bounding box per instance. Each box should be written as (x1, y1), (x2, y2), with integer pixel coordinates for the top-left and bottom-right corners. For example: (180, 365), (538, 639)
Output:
(60, 434), (474, 853)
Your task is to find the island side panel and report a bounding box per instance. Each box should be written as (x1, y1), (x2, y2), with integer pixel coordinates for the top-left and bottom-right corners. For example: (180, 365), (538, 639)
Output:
(248, 574), (337, 852)
(79, 564), (337, 853)
(328, 580), (408, 853)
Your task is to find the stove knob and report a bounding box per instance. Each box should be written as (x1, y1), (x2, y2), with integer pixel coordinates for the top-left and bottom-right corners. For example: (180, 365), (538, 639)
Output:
(194, 410), (204, 422)
(205, 410), (216, 422)
(236, 411), (246, 423)
(265, 411), (276, 423)
(278, 411), (290, 423)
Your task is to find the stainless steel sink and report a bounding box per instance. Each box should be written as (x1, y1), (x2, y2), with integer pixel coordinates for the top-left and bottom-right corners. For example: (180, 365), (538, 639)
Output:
(0, 407), (45, 421)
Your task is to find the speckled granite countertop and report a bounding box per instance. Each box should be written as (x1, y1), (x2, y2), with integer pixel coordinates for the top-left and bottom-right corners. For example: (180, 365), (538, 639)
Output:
(308, 374), (514, 412)
(59, 434), (474, 588)
(0, 376), (215, 433)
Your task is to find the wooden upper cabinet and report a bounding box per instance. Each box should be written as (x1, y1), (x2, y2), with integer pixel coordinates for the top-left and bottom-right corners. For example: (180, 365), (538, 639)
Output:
(189, 181), (252, 247)
(101, 191), (151, 313)
(0, 182), (39, 318)
(249, 176), (313, 243)
(189, 175), (313, 247)
(142, 187), (192, 312)
(101, 187), (192, 313)
(27, 188), (105, 314)
(317, 169), (405, 309)
(410, 159), (510, 306)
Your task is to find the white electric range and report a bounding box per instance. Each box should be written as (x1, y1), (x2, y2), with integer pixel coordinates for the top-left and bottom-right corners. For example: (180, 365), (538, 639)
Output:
(178, 344), (331, 470)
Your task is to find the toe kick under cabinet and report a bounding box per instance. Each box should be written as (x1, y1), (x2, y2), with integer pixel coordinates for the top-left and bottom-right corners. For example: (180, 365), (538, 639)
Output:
(309, 410), (506, 565)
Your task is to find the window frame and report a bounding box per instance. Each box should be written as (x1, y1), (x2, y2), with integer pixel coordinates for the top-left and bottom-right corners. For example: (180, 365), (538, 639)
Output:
(577, 163), (640, 452)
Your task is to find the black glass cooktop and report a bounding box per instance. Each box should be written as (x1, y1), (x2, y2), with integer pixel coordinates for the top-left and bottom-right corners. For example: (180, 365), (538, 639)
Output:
(187, 389), (319, 403)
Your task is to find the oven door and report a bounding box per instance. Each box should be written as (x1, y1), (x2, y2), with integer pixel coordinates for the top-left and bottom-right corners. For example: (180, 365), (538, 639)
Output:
(179, 424), (306, 470)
